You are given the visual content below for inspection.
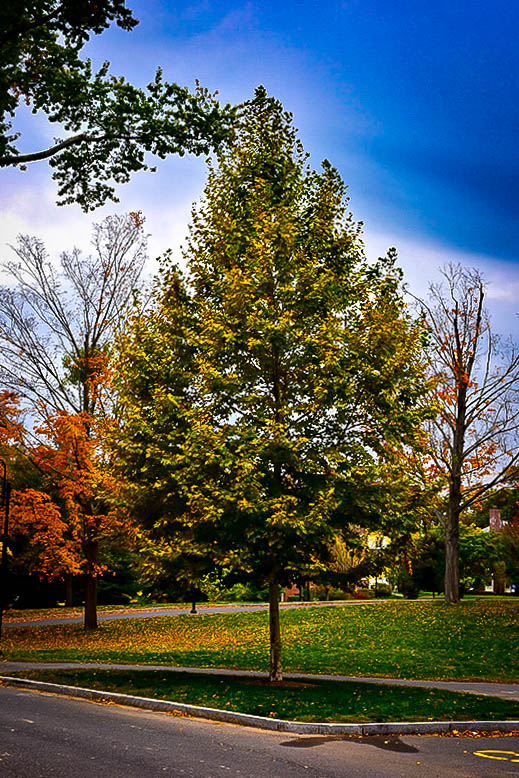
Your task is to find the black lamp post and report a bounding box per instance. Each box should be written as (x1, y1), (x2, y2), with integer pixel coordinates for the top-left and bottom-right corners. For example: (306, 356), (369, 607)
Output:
(0, 459), (12, 640)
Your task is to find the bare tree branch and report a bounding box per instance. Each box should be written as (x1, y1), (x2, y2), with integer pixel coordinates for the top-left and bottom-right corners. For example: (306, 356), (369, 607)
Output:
(0, 213), (147, 420)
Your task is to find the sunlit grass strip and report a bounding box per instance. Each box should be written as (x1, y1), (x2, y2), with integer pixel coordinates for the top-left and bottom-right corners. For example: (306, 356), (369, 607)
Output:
(7, 669), (519, 724)
(2, 600), (518, 683)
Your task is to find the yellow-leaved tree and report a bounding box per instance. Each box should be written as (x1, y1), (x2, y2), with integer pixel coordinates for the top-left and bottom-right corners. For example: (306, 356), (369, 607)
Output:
(115, 88), (433, 679)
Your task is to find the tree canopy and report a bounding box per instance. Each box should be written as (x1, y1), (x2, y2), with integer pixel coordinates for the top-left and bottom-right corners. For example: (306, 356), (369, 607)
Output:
(115, 88), (432, 680)
(0, 1), (235, 209)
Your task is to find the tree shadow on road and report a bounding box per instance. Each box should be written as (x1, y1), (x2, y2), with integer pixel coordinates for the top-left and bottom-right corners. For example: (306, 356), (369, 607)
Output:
(279, 735), (419, 753)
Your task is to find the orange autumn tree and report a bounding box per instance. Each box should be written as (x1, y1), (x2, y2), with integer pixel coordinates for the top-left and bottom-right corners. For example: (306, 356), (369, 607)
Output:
(0, 371), (123, 624)
(0, 392), (74, 621)
(0, 391), (83, 603)
(3, 371), (128, 626)
(10, 489), (81, 583)
(0, 213), (147, 628)
(30, 410), (124, 628)
(0, 390), (26, 451)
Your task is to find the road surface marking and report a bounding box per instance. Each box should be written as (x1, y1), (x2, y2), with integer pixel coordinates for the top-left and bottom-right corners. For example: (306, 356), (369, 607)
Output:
(473, 750), (519, 762)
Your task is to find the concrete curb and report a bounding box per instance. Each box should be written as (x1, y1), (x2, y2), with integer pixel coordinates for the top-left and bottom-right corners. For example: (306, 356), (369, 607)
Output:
(1, 675), (518, 737)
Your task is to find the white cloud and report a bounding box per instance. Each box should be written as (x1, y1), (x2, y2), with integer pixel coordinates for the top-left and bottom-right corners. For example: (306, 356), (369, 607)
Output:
(363, 227), (519, 338)
(0, 153), (207, 277)
(2, 157), (517, 340)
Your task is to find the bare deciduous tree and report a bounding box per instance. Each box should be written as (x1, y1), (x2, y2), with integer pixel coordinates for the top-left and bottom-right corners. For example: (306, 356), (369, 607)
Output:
(418, 264), (519, 603)
(0, 212), (147, 419)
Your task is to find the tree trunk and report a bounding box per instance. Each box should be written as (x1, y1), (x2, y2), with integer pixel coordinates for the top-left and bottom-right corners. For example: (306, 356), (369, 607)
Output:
(0, 483), (11, 641)
(268, 580), (282, 681)
(83, 539), (98, 630)
(65, 575), (73, 607)
(84, 573), (98, 630)
(445, 345), (468, 605)
(445, 483), (461, 603)
(493, 562), (506, 595)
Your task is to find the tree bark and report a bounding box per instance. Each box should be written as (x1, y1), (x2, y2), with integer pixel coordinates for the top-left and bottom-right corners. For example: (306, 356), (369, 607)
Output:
(268, 580), (282, 682)
(65, 574), (73, 608)
(84, 573), (97, 630)
(445, 483), (461, 603)
(0, 133), (90, 166)
(0, 132), (149, 168)
(444, 312), (470, 605)
(83, 539), (98, 630)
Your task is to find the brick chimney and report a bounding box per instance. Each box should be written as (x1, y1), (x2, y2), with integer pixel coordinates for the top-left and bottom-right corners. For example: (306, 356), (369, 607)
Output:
(489, 508), (502, 531)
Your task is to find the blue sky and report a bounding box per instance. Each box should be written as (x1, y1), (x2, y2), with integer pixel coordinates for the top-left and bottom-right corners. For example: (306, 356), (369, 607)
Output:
(1, 0), (518, 332)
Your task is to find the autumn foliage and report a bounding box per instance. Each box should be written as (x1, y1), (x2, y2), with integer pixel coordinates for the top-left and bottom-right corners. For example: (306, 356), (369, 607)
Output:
(0, 215), (146, 628)
(10, 489), (80, 581)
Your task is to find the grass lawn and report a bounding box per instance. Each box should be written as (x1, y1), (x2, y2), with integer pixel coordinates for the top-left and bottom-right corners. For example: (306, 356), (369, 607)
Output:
(5, 668), (519, 723)
(2, 600), (518, 683)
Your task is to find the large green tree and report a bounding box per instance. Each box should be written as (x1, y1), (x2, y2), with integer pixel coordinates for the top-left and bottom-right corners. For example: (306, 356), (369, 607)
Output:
(115, 88), (431, 680)
(0, 1), (235, 209)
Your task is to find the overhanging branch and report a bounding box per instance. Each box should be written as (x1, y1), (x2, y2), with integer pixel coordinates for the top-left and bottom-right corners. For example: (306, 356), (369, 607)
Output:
(0, 134), (91, 166)
(0, 131), (156, 167)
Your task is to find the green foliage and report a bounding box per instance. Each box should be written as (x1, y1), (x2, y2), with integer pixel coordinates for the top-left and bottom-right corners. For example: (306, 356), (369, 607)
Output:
(0, 1), (235, 209)
(115, 88), (432, 600)
(390, 523), (504, 596)
(194, 572), (268, 603)
(408, 527), (445, 595)
(502, 518), (519, 590)
(396, 568), (421, 599)
(458, 523), (501, 593)
(316, 533), (383, 593)
(96, 534), (144, 606)
(466, 481), (519, 528)
(371, 582), (392, 597)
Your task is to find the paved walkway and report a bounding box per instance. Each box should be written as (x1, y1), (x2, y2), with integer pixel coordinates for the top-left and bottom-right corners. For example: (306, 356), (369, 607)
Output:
(3, 604), (269, 627)
(2, 660), (518, 701)
(2, 599), (401, 628)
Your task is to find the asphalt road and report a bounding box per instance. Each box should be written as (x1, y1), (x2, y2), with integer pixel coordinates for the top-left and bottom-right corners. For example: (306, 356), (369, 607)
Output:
(1, 686), (518, 777)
